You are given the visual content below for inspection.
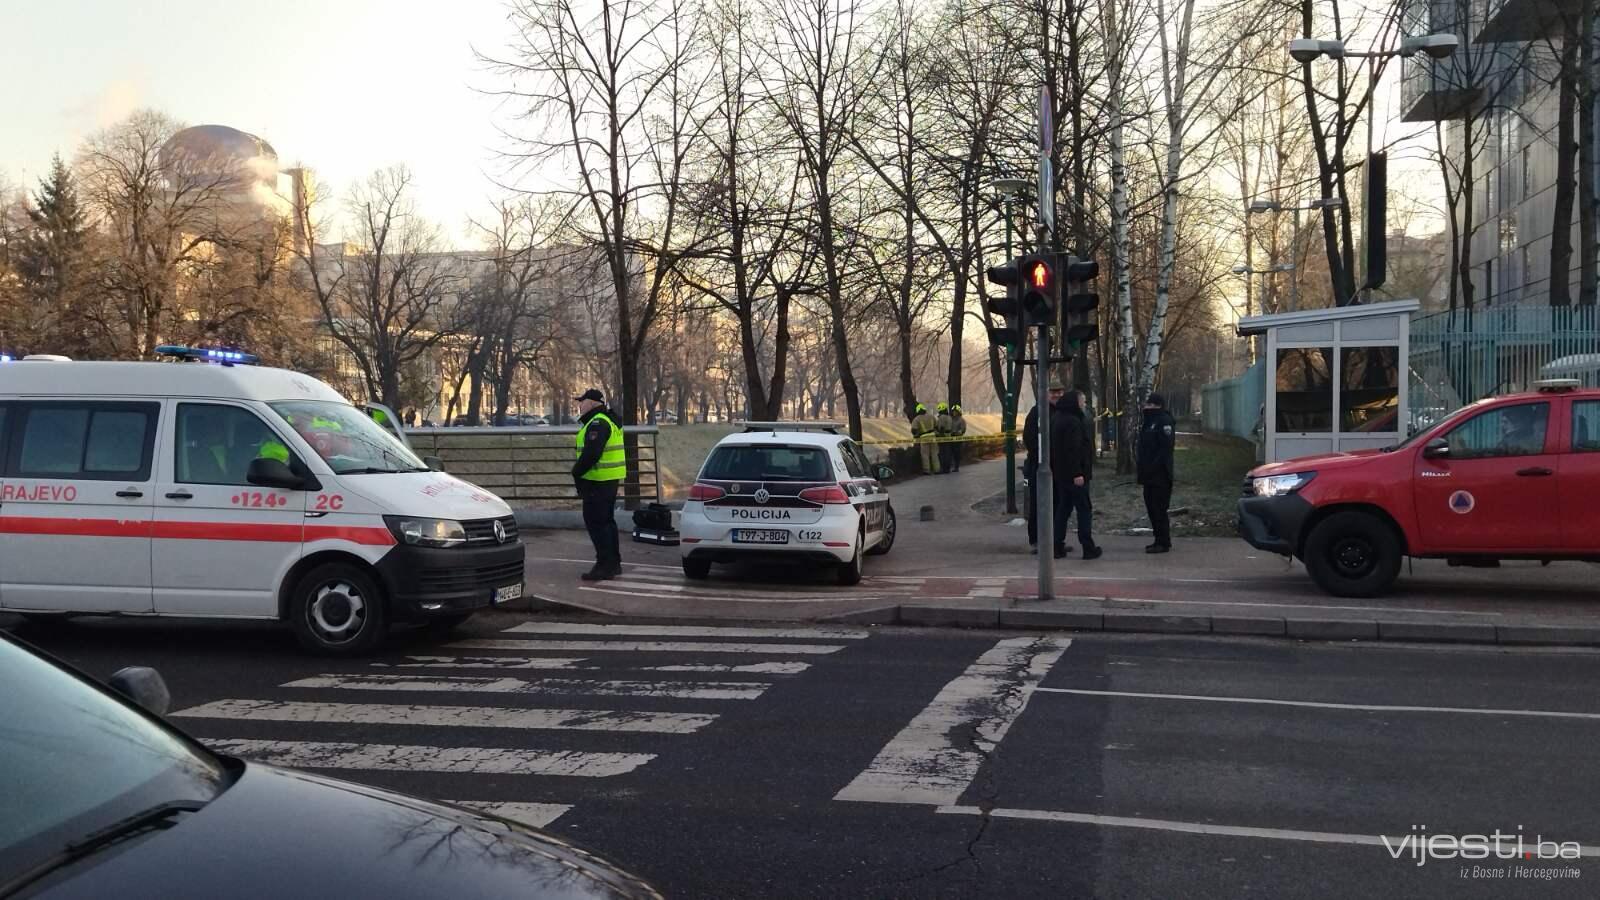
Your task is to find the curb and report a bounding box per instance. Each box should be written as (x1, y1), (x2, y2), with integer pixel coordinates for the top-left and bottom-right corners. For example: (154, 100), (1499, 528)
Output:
(521, 596), (1600, 649)
(776, 602), (1600, 648)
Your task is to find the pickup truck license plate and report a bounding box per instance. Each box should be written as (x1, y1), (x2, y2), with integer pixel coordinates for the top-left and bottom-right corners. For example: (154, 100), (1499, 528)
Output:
(733, 529), (790, 544)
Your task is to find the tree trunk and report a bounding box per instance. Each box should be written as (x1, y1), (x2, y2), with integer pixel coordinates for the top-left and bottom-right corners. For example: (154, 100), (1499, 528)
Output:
(1552, 39), (1579, 307)
(1578, 6), (1598, 306)
(1103, 0), (1137, 474)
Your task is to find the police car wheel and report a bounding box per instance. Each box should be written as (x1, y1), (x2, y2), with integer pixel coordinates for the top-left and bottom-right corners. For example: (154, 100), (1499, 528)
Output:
(836, 531), (864, 586)
(682, 558), (712, 580)
(866, 505), (896, 556)
(1303, 511), (1402, 598)
(291, 563), (388, 655)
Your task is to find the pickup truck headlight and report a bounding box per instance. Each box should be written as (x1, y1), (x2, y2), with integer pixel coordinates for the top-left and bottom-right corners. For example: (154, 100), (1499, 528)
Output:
(384, 516), (467, 547)
(1250, 472), (1316, 498)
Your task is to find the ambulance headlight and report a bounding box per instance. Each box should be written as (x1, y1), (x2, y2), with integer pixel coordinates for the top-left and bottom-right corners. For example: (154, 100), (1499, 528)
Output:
(1250, 472), (1316, 498)
(384, 516), (467, 548)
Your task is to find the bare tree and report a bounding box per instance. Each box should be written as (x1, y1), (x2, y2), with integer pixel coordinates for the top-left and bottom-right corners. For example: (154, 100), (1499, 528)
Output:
(763, 0), (881, 440)
(301, 167), (460, 408)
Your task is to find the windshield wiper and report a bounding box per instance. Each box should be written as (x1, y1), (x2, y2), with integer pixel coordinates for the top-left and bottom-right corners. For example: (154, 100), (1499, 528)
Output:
(0, 801), (204, 897)
(338, 467), (403, 475)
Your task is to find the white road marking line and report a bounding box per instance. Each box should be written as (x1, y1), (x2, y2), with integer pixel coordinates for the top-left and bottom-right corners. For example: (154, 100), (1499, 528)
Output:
(452, 801), (572, 829)
(578, 586), (883, 604)
(935, 806), (1600, 857)
(375, 656), (585, 670)
(173, 699), (717, 733)
(974, 578), (1009, 587)
(531, 556), (680, 571)
(372, 656), (811, 675)
(835, 636), (1071, 806)
(616, 571), (684, 582)
(1064, 595), (1503, 618)
(504, 622), (868, 639)
(1038, 687), (1600, 720)
(284, 673), (770, 701)
(649, 662), (811, 674)
(447, 639), (845, 655)
(605, 579), (689, 593)
(207, 739), (651, 777)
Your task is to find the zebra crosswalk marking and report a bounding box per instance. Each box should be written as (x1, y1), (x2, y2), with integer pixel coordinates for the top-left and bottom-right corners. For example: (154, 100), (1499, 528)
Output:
(208, 739), (652, 777)
(174, 699), (717, 733)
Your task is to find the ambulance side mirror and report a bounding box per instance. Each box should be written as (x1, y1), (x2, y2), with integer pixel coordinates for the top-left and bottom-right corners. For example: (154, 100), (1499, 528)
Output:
(1422, 437), (1451, 460)
(875, 465), (894, 481)
(248, 458), (306, 490)
(423, 455), (444, 472)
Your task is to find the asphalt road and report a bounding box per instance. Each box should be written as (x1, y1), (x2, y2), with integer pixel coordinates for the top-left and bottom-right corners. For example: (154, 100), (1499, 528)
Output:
(10, 612), (1600, 898)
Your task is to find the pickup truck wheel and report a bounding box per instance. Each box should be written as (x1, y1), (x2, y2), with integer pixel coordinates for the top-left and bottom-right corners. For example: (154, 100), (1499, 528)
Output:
(1303, 512), (1402, 598)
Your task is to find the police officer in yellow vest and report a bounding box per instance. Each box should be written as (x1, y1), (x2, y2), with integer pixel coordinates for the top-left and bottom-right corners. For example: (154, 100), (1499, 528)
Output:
(572, 388), (626, 581)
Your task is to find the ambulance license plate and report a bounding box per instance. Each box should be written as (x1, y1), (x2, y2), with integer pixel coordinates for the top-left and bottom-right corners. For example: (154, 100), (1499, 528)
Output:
(494, 584), (523, 604)
(733, 529), (789, 544)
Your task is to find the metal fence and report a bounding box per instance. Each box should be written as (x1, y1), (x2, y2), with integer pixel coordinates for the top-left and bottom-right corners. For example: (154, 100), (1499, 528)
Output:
(1201, 361), (1265, 440)
(404, 425), (661, 508)
(1409, 305), (1600, 429)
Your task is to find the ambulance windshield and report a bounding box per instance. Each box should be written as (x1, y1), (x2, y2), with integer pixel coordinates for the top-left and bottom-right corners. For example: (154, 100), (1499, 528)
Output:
(269, 401), (428, 475)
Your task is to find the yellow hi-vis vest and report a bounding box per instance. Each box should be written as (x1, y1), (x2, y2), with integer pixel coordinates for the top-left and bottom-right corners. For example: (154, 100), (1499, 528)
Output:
(576, 412), (626, 482)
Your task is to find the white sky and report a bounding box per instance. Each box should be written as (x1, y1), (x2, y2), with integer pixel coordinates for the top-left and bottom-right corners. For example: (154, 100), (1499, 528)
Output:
(0, 0), (527, 245)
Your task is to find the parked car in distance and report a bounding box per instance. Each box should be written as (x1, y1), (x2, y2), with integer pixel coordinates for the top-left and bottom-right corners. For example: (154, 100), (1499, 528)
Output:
(1239, 380), (1600, 598)
(0, 632), (662, 899)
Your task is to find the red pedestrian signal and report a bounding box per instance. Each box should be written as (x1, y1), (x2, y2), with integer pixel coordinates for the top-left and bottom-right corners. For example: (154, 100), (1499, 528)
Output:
(1030, 261), (1050, 289)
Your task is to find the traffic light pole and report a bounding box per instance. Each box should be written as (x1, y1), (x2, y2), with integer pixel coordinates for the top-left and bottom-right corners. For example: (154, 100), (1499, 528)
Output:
(1035, 312), (1055, 601)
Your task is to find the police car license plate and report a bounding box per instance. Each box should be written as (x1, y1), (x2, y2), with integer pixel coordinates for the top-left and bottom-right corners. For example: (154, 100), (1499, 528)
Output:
(733, 529), (789, 544)
(494, 584), (523, 604)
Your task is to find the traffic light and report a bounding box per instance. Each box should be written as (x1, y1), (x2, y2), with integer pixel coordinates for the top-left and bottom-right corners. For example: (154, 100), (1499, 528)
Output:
(984, 261), (1025, 348)
(1019, 253), (1058, 325)
(1061, 255), (1100, 355)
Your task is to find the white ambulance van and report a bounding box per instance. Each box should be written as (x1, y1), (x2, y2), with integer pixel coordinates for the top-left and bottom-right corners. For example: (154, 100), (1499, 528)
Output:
(0, 348), (524, 654)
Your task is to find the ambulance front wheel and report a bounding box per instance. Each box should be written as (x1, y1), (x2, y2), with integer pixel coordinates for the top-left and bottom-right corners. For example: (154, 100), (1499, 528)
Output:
(290, 562), (389, 655)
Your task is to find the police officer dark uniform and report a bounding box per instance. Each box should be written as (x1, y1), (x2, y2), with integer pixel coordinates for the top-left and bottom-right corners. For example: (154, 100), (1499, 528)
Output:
(1137, 393), (1177, 553)
(572, 388), (626, 581)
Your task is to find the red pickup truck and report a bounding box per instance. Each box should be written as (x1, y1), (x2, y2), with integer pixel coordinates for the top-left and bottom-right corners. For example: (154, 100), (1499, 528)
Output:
(1239, 381), (1600, 597)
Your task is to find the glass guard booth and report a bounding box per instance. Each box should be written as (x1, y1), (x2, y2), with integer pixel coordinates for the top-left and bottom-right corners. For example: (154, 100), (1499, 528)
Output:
(1236, 300), (1421, 464)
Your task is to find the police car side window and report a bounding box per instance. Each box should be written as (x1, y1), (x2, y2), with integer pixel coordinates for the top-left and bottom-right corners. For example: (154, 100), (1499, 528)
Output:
(839, 441), (867, 478)
(13, 403), (156, 479)
(177, 404), (285, 485)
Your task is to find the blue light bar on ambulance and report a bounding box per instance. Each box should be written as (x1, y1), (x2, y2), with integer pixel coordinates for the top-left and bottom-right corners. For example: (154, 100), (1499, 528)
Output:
(0, 354), (12, 363)
(155, 344), (260, 366)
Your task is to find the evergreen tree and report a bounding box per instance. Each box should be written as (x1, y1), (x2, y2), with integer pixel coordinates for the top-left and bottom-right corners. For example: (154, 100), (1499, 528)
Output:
(17, 153), (87, 312)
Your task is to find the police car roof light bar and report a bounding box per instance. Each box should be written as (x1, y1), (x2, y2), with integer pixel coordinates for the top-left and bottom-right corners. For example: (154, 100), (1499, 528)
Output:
(738, 421), (845, 434)
(155, 344), (260, 367)
(1535, 378), (1581, 393)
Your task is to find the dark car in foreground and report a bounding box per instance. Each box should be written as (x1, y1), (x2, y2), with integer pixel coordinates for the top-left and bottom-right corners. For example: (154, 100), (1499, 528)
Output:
(0, 633), (662, 900)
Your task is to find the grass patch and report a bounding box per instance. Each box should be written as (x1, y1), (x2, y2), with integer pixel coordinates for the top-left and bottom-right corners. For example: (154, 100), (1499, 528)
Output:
(973, 432), (1257, 537)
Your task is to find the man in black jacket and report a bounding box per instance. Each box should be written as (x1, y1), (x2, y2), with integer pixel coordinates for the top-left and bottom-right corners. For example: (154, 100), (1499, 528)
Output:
(1137, 393), (1177, 553)
(1022, 382), (1065, 551)
(1052, 391), (1100, 560)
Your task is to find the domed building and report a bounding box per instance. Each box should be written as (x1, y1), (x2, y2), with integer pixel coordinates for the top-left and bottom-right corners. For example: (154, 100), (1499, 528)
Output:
(156, 124), (311, 250)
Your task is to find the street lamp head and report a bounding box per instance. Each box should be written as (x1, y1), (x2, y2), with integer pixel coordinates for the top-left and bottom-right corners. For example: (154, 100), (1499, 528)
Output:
(1401, 33), (1459, 59)
(1231, 264), (1250, 275)
(991, 178), (1031, 198)
(1248, 200), (1280, 214)
(1309, 197), (1343, 210)
(1289, 38), (1344, 62)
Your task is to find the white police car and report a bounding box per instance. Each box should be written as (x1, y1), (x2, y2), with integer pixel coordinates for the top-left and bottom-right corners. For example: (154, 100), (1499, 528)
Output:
(678, 423), (895, 585)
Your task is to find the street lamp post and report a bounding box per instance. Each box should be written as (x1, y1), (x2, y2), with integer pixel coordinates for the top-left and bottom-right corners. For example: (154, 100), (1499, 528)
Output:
(1248, 197), (1343, 312)
(1287, 34), (1458, 302)
(992, 177), (1031, 516)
